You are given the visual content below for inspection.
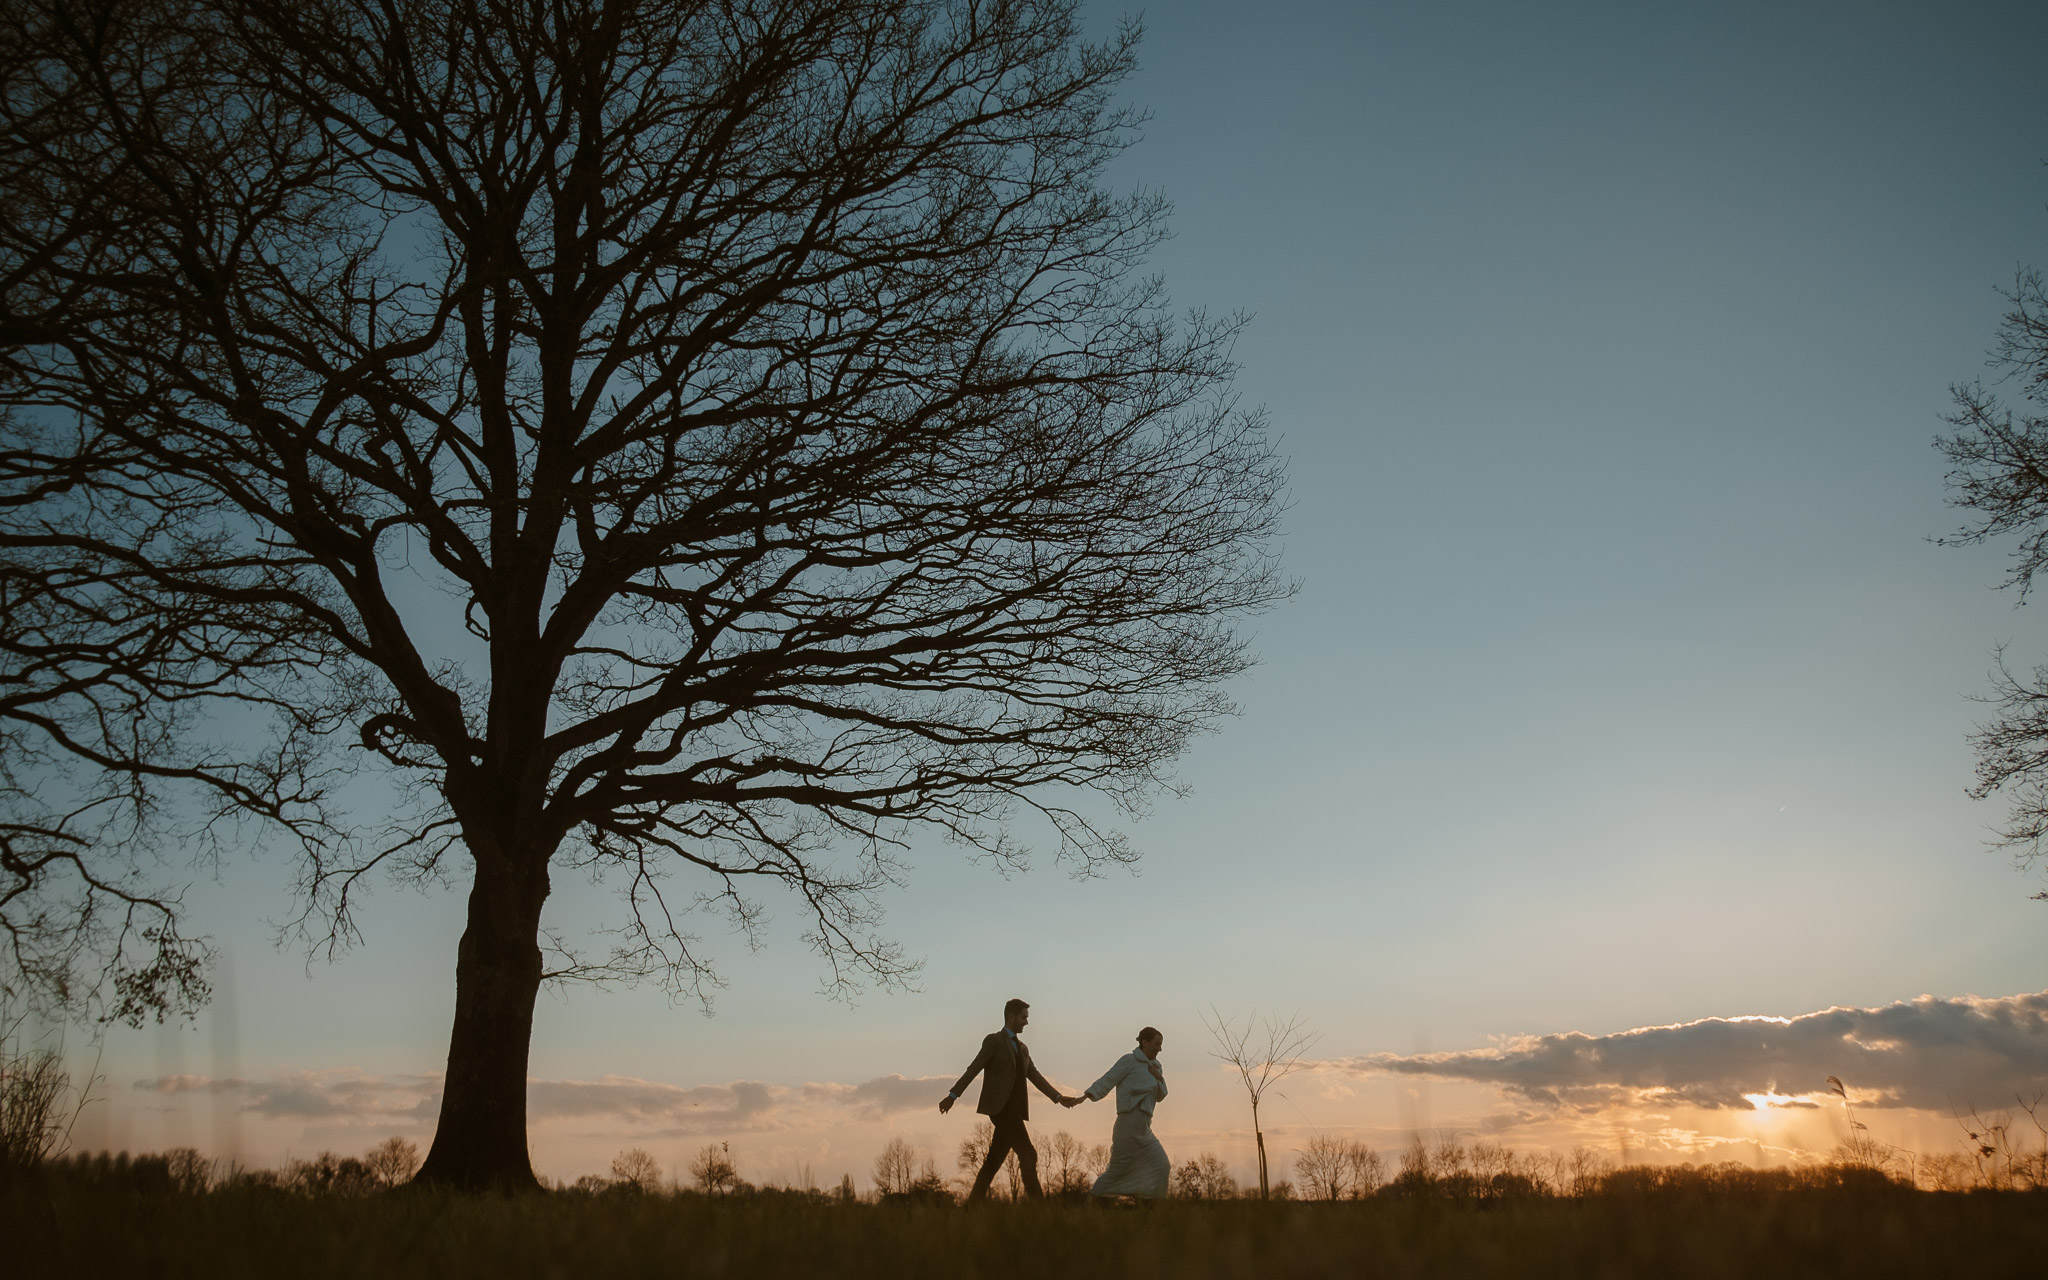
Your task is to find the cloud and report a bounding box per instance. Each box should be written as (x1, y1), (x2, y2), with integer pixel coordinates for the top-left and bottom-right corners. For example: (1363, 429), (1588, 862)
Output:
(801, 1074), (951, 1122)
(135, 1069), (443, 1123)
(527, 1077), (786, 1136)
(526, 1073), (953, 1135)
(1337, 991), (2048, 1112)
(129, 1069), (955, 1135)
(136, 1074), (246, 1095)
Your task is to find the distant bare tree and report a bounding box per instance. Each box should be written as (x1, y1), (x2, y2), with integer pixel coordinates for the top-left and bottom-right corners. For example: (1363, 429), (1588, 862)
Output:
(1562, 1145), (1610, 1197)
(953, 1118), (1021, 1199)
(688, 1141), (738, 1195)
(1040, 1128), (1103, 1195)
(1293, 1131), (1382, 1202)
(362, 1135), (420, 1186)
(1347, 1140), (1388, 1198)
(1204, 1008), (1318, 1198)
(1919, 1150), (1978, 1191)
(873, 1136), (925, 1198)
(2016, 1092), (2048, 1187)
(1954, 1093), (2048, 1191)
(1468, 1140), (1514, 1183)
(609, 1147), (663, 1193)
(1169, 1151), (1237, 1200)
(1426, 1130), (1469, 1183)
(953, 1121), (990, 1194)
(162, 1146), (214, 1193)
(1396, 1134), (1431, 1186)
(0, 0), (1287, 1189)
(1468, 1140), (1548, 1199)
(1291, 1131), (1348, 1201)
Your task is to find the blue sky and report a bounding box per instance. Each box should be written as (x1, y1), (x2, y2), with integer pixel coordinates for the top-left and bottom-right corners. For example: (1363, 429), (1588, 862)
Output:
(66, 0), (2048, 1184)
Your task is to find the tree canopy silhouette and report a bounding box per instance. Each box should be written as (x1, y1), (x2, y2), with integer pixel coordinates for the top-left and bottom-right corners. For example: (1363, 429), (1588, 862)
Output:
(2, 371), (341, 1023)
(1940, 260), (2048, 875)
(0, 0), (1287, 1188)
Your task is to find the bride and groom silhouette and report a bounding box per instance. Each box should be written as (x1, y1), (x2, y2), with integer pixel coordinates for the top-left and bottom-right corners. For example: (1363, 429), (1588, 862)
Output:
(938, 997), (1168, 1202)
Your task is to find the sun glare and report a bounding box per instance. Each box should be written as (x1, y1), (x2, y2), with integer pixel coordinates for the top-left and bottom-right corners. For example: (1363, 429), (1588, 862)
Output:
(1742, 1091), (1803, 1112)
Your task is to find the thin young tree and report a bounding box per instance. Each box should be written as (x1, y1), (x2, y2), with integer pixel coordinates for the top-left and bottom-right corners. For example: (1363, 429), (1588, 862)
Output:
(952, 1117), (1020, 1199)
(0, 0), (1288, 1190)
(1204, 1008), (1318, 1199)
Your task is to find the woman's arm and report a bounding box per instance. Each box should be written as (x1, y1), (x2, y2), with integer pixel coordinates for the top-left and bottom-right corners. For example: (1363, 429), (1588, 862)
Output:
(1084, 1055), (1132, 1101)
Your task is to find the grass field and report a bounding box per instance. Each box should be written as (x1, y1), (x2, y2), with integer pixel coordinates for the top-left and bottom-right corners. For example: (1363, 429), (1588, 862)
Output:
(7, 1181), (2048, 1279)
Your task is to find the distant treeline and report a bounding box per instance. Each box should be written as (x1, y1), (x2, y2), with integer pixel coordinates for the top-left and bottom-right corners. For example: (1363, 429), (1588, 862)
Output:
(19, 1127), (2046, 1202)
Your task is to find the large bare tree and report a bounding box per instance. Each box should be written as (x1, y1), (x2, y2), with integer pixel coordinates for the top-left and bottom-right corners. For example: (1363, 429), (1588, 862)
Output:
(0, 0), (1288, 1188)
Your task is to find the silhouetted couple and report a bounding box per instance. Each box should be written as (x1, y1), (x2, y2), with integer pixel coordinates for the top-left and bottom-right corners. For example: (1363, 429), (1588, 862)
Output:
(939, 997), (1169, 1202)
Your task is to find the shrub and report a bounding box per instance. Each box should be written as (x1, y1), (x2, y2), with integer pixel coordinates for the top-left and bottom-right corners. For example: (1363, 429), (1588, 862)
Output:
(0, 1039), (70, 1173)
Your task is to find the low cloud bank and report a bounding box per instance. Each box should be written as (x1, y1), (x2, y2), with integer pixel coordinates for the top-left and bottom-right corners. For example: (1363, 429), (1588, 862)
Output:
(132, 1070), (954, 1135)
(801, 1073), (950, 1123)
(136, 1069), (442, 1124)
(1338, 991), (2048, 1112)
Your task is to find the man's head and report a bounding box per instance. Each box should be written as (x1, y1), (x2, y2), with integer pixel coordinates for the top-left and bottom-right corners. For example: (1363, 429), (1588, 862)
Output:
(1004, 998), (1030, 1032)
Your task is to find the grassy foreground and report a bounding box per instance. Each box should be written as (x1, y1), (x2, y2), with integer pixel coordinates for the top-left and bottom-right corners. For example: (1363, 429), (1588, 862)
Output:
(6, 1183), (2048, 1279)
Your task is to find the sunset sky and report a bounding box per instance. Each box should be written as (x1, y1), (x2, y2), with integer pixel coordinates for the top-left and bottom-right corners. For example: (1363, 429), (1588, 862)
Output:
(57, 0), (2048, 1187)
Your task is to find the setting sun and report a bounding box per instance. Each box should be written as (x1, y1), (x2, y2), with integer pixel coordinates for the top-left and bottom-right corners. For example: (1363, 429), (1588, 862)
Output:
(1742, 1092), (1806, 1113)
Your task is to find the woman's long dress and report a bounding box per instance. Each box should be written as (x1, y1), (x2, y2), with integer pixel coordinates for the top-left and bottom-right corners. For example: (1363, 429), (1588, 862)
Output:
(1085, 1051), (1170, 1198)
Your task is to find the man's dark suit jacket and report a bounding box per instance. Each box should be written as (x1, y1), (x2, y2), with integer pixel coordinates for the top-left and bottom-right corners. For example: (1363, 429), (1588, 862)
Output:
(951, 1030), (1061, 1119)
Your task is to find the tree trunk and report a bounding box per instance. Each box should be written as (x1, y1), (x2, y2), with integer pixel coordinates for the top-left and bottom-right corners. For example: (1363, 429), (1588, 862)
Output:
(1252, 1097), (1269, 1199)
(415, 854), (549, 1191)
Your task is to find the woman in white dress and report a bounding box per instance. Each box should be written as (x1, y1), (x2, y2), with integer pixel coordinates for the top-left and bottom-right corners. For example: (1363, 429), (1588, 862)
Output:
(1079, 1026), (1170, 1199)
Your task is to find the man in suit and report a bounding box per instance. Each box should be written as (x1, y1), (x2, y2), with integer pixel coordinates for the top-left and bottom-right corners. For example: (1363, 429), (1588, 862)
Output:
(939, 997), (1077, 1201)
